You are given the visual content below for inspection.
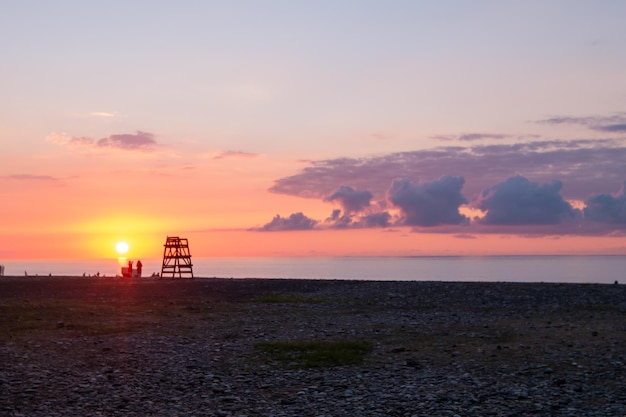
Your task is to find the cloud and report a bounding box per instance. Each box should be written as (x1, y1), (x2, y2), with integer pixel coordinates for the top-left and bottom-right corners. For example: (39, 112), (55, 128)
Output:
(269, 139), (626, 201)
(325, 185), (373, 213)
(46, 131), (158, 152)
(323, 208), (392, 229)
(536, 116), (598, 126)
(324, 211), (352, 229)
(595, 124), (626, 133)
(454, 233), (477, 239)
(257, 212), (318, 231)
(89, 112), (116, 117)
(264, 117), (626, 235)
(473, 176), (578, 225)
(45, 132), (95, 146)
(536, 113), (626, 133)
(432, 133), (509, 142)
(1, 174), (59, 181)
(97, 131), (157, 151)
(358, 212), (392, 228)
(209, 150), (261, 160)
(387, 176), (468, 227)
(584, 181), (626, 224)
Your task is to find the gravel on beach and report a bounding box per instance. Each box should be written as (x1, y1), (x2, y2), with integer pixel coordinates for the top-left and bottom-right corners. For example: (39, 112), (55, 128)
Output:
(1, 276), (625, 417)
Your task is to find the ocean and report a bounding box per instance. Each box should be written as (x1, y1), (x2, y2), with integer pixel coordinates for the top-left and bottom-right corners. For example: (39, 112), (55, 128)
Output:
(1, 255), (624, 284)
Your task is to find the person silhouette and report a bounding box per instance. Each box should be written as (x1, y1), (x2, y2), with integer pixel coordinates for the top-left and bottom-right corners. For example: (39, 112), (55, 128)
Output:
(136, 260), (143, 277)
(128, 260), (133, 278)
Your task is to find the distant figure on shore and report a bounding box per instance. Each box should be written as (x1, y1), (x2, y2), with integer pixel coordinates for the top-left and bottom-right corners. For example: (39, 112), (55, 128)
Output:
(128, 260), (133, 278)
(136, 260), (143, 277)
(0, 265), (4, 276)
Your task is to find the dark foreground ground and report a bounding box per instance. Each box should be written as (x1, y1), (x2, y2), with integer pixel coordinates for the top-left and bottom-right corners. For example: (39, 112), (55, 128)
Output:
(0, 276), (625, 416)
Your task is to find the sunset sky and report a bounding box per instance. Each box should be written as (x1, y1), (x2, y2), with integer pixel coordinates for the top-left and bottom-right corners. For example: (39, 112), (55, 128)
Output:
(2, 1), (626, 260)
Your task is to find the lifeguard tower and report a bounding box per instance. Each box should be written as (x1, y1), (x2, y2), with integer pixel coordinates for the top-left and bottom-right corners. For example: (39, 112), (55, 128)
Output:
(161, 236), (194, 278)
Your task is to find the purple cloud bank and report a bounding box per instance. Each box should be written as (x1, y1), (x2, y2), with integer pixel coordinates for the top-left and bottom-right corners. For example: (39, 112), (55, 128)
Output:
(269, 139), (626, 201)
(261, 135), (626, 235)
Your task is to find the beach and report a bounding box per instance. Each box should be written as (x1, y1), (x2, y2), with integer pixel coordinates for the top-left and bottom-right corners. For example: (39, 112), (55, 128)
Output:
(1, 276), (625, 416)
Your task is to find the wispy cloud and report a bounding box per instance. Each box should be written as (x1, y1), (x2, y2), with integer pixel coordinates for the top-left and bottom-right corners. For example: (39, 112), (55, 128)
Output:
(536, 113), (626, 133)
(1, 174), (60, 181)
(45, 132), (94, 147)
(595, 124), (626, 133)
(89, 111), (117, 118)
(96, 131), (156, 151)
(454, 234), (477, 239)
(207, 150), (261, 160)
(432, 133), (510, 142)
(46, 131), (159, 152)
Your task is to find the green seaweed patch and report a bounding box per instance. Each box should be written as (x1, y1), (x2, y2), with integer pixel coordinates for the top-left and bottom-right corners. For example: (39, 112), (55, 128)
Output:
(0, 303), (68, 335)
(255, 339), (373, 368)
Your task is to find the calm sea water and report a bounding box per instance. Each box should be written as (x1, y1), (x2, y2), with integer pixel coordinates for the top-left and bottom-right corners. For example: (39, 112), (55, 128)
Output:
(1, 256), (624, 283)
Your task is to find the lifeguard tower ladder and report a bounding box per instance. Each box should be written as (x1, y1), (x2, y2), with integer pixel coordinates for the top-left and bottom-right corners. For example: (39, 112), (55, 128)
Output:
(161, 236), (194, 278)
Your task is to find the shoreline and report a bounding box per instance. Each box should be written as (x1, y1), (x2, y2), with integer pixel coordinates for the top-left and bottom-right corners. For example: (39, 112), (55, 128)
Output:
(0, 275), (623, 286)
(3, 255), (626, 283)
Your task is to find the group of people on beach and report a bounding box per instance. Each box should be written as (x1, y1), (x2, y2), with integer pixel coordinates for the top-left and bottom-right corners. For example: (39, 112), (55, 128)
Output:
(125, 260), (142, 277)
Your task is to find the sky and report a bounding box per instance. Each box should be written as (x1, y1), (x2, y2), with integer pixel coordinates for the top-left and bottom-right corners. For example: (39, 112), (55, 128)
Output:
(1, 1), (626, 260)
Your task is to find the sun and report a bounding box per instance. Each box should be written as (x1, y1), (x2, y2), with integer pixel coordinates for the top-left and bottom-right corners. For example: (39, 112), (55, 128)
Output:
(115, 241), (129, 255)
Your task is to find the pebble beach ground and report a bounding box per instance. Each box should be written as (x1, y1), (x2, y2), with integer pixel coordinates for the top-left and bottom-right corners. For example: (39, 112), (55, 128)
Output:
(1, 276), (625, 416)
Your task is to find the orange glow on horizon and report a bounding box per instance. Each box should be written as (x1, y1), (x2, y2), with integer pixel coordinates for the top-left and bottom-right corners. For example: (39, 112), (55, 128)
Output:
(1, 227), (625, 260)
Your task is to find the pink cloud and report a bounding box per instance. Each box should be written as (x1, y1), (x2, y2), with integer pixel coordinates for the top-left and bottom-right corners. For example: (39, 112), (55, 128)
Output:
(432, 133), (509, 142)
(46, 131), (158, 152)
(45, 132), (94, 147)
(96, 131), (156, 151)
(2, 174), (60, 181)
(210, 150), (260, 160)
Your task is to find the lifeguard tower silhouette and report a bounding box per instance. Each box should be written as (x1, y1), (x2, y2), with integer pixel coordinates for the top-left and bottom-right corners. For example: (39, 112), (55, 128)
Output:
(160, 236), (194, 278)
